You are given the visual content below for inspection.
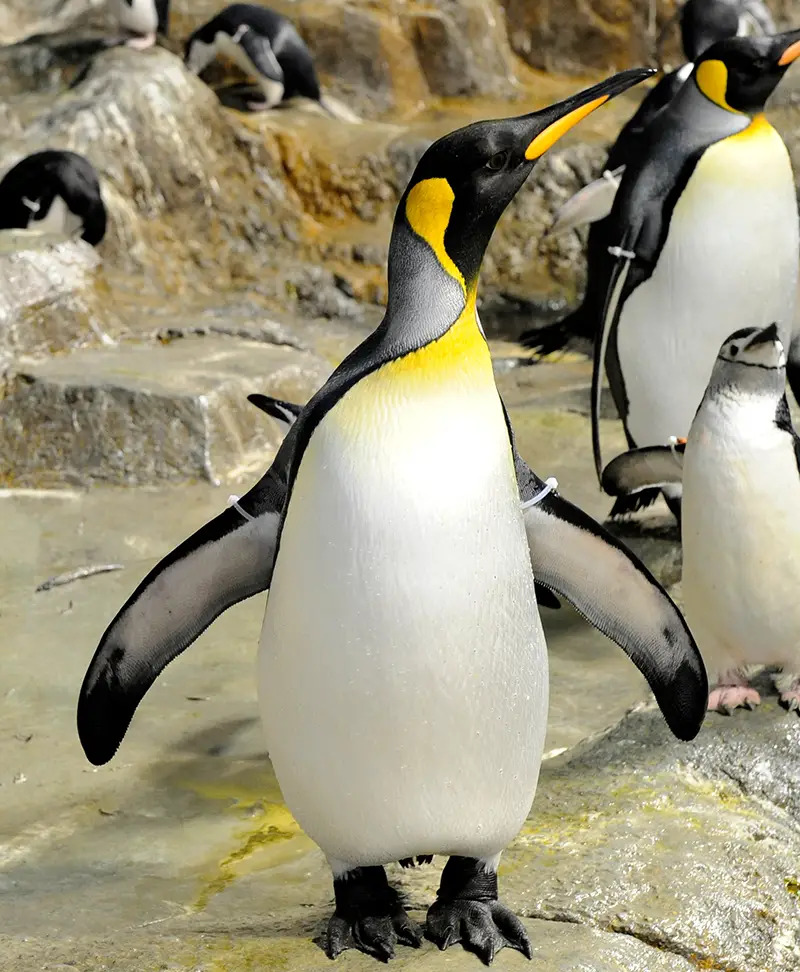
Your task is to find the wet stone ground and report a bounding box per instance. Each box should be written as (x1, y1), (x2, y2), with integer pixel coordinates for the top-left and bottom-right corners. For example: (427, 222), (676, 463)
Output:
(2, 352), (799, 972)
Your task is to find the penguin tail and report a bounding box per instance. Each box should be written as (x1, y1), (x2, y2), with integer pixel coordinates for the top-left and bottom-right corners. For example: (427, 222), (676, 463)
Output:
(318, 94), (362, 124)
(519, 306), (593, 357)
(608, 488), (661, 519)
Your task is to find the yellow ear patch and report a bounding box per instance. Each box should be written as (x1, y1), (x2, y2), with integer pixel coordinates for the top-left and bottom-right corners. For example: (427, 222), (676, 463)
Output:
(405, 178), (466, 294)
(525, 95), (608, 160)
(695, 60), (740, 113)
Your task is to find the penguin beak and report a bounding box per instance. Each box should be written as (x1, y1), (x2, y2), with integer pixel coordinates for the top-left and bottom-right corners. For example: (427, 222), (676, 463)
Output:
(777, 31), (800, 66)
(745, 322), (780, 348)
(522, 68), (655, 160)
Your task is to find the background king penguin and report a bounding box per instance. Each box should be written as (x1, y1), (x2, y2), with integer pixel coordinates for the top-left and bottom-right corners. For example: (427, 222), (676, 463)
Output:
(77, 67), (707, 964)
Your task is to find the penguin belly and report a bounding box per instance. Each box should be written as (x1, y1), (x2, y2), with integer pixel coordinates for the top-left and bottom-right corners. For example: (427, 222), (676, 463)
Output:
(115, 0), (158, 35)
(683, 395), (800, 673)
(259, 367), (547, 866)
(34, 196), (83, 239)
(617, 119), (799, 447)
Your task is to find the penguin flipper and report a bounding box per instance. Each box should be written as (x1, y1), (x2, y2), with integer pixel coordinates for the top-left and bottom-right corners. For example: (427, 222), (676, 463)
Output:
(516, 455), (707, 740)
(248, 393), (301, 432)
(77, 441), (294, 766)
(240, 29), (284, 85)
(547, 166), (624, 238)
(602, 444), (684, 496)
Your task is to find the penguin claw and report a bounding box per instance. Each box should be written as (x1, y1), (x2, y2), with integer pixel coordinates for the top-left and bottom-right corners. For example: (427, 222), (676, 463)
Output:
(779, 691), (800, 713)
(324, 906), (422, 961)
(426, 899), (532, 965)
(708, 685), (761, 713)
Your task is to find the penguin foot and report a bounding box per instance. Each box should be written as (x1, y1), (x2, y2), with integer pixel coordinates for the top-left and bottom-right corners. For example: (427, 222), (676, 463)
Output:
(325, 865), (422, 961)
(708, 684), (761, 714)
(779, 687), (800, 713)
(426, 897), (531, 964)
(126, 33), (156, 50)
(425, 856), (531, 965)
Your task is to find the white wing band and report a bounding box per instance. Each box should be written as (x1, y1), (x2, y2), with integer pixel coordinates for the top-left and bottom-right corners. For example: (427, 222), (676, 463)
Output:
(521, 476), (559, 509)
(227, 494), (255, 521)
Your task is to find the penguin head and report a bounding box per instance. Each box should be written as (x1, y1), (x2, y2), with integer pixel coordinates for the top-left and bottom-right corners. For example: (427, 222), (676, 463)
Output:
(712, 323), (787, 394)
(680, 0), (741, 62)
(693, 29), (800, 114)
(390, 68), (653, 295)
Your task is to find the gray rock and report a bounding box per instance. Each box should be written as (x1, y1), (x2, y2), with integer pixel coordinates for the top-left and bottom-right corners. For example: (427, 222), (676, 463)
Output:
(0, 337), (331, 486)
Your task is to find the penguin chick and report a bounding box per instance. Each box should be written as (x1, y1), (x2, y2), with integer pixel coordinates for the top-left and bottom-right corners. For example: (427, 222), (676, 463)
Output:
(78, 68), (707, 965)
(111, 0), (169, 50)
(603, 323), (800, 714)
(0, 151), (107, 246)
(184, 4), (357, 121)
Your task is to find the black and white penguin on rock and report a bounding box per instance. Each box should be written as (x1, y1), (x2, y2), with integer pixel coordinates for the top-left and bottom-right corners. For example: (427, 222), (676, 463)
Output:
(111, 0), (170, 50)
(603, 324), (800, 714)
(544, 0), (775, 239)
(77, 69), (707, 964)
(184, 4), (359, 120)
(0, 151), (107, 246)
(544, 31), (800, 519)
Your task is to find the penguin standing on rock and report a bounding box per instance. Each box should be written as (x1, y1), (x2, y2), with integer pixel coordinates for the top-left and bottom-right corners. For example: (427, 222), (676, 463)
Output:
(111, 0), (170, 50)
(0, 151), (106, 246)
(185, 4), (358, 121)
(77, 69), (707, 964)
(603, 324), (800, 714)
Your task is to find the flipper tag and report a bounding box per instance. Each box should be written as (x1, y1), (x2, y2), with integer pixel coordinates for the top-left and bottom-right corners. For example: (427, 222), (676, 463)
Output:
(668, 435), (686, 458)
(227, 494), (255, 522)
(521, 477), (559, 510)
(602, 169), (620, 186)
(607, 245), (636, 260)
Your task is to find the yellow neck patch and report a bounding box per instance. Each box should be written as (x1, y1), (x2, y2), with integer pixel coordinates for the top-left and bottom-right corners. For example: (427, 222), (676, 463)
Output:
(695, 60), (741, 113)
(405, 178), (466, 295)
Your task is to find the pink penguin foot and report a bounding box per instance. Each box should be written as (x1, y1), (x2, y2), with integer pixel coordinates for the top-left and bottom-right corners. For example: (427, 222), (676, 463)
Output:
(126, 33), (156, 50)
(779, 686), (800, 713)
(708, 684), (761, 714)
(246, 100), (269, 112)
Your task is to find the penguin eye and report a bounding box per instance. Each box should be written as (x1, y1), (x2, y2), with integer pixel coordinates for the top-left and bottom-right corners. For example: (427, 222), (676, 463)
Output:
(729, 346), (739, 357)
(485, 150), (510, 172)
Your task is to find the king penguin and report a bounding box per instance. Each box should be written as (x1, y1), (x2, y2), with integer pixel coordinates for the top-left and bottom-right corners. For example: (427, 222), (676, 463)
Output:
(544, 0), (757, 240)
(77, 68), (707, 964)
(111, 0), (169, 50)
(603, 324), (800, 714)
(0, 151), (106, 246)
(542, 31), (800, 519)
(184, 4), (357, 120)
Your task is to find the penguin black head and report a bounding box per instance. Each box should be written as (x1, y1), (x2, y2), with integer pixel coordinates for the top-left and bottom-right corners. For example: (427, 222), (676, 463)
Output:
(680, 0), (741, 62)
(693, 29), (800, 114)
(391, 68), (653, 294)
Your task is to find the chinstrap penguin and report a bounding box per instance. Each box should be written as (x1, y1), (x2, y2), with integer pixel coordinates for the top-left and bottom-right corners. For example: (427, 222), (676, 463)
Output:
(603, 324), (800, 713)
(77, 68), (707, 964)
(184, 4), (358, 120)
(0, 150), (106, 246)
(111, 0), (169, 50)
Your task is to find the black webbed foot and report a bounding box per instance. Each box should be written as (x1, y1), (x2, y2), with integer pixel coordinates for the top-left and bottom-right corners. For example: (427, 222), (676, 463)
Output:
(325, 865), (422, 961)
(425, 856), (531, 965)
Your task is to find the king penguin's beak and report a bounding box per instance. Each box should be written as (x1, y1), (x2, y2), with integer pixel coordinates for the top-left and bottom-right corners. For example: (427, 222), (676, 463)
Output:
(522, 67), (655, 160)
(777, 30), (800, 66)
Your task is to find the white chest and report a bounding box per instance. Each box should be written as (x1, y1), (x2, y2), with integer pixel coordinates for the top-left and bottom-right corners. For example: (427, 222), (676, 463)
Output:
(32, 196), (83, 239)
(257, 371), (546, 865)
(114, 0), (157, 35)
(617, 120), (799, 446)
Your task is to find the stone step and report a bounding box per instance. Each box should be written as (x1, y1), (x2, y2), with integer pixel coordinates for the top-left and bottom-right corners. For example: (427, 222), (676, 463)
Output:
(0, 336), (331, 487)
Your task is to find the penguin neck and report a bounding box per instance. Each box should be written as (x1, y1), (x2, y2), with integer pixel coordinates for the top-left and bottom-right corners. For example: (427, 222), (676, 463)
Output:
(668, 79), (750, 139)
(383, 218), (482, 356)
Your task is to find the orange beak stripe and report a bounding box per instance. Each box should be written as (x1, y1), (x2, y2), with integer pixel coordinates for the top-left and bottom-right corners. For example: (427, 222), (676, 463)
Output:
(525, 95), (609, 160)
(778, 39), (800, 66)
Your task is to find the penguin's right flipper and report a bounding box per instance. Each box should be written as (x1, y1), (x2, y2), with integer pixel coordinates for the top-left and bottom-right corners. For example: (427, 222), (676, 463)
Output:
(602, 444), (685, 497)
(517, 455), (707, 740)
(248, 393), (301, 432)
(77, 436), (295, 767)
(547, 166), (625, 238)
(786, 333), (800, 409)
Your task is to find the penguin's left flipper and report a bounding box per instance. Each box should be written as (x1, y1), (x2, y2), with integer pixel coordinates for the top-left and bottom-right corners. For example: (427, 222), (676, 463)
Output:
(601, 443), (685, 497)
(547, 166), (625, 238)
(77, 437), (295, 767)
(240, 29), (285, 85)
(516, 455), (707, 740)
(248, 393), (301, 432)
